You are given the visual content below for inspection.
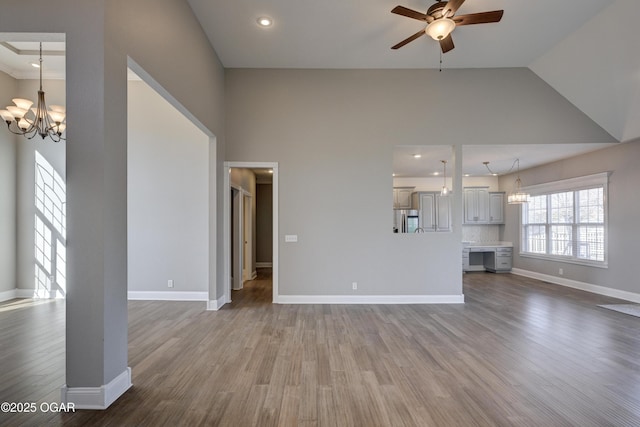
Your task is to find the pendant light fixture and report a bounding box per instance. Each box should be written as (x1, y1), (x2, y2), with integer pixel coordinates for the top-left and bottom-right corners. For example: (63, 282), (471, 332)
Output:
(507, 158), (529, 204)
(483, 158), (529, 204)
(0, 42), (66, 142)
(440, 160), (449, 196)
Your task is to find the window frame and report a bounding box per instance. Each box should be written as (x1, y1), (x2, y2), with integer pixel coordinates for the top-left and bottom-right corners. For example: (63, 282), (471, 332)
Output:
(519, 172), (609, 268)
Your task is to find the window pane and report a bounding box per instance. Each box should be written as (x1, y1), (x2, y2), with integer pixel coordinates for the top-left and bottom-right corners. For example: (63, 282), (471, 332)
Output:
(578, 226), (604, 261)
(525, 225), (546, 254)
(525, 195), (547, 224)
(551, 225), (573, 256)
(578, 188), (603, 223)
(550, 191), (574, 223)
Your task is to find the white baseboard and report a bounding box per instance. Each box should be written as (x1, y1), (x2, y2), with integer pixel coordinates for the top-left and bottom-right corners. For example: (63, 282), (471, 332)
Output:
(0, 288), (63, 302)
(274, 294), (464, 304)
(61, 367), (132, 410)
(251, 270), (258, 280)
(0, 289), (17, 303)
(256, 262), (272, 268)
(511, 268), (640, 303)
(127, 291), (208, 301)
(207, 296), (227, 311)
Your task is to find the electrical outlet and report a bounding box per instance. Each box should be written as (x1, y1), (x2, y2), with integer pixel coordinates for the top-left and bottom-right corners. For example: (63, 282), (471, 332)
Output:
(168, 279), (174, 288)
(559, 268), (563, 276)
(352, 282), (357, 290)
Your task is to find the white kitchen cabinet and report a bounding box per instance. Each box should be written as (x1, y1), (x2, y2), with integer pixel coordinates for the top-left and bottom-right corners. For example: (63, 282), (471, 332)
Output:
(393, 187), (414, 209)
(412, 192), (451, 232)
(484, 247), (513, 272)
(463, 187), (489, 224)
(488, 192), (505, 224)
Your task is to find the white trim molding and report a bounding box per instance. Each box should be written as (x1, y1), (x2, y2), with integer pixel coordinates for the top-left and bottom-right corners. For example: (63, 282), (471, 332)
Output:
(0, 289), (64, 302)
(61, 367), (132, 410)
(512, 268), (640, 303)
(127, 291), (208, 301)
(0, 289), (18, 303)
(274, 294), (464, 304)
(256, 262), (273, 268)
(207, 296), (227, 311)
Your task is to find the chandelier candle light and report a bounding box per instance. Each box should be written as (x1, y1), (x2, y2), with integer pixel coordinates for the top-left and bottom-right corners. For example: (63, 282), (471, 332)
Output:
(0, 43), (66, 142)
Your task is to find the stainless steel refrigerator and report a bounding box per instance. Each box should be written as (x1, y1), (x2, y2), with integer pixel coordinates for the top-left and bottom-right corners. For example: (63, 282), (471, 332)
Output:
(393, 209), (419, 233)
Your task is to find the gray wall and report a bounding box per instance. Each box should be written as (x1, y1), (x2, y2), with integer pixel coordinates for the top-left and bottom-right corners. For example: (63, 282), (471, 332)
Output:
(225, 68), (614, 297)
(501, 140), (640, 295)
(127, 80), (209, 293)
(256, 183), (273, 264)
(1, 0), (225, 392)
(0, 71), (17, 294)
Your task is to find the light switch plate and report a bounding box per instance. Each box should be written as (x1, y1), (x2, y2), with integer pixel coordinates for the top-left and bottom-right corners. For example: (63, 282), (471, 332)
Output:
(285, 235), (298, 243)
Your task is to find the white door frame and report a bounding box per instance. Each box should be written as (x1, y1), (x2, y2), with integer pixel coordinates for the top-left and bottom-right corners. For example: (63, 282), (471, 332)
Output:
(230, 186), (242, 291)
(223, 161), (279, 306)
(242, 193), (253, 281)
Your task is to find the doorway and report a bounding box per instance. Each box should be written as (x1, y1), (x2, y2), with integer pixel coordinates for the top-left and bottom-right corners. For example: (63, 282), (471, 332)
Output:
(224, 162), (278, 305)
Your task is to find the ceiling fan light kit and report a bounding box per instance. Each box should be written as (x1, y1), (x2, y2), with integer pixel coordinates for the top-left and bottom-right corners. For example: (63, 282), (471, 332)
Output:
(391, 0), (504, 53)
(425, 18), (456, 40)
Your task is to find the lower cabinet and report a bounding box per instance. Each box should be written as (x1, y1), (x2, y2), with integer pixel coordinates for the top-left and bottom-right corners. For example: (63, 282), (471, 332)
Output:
(484, 247), (513, 272)
(412, 192), (451, 232)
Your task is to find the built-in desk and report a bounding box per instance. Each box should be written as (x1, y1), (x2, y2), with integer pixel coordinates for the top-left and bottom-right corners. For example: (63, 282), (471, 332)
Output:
(463, 242), (513, 273)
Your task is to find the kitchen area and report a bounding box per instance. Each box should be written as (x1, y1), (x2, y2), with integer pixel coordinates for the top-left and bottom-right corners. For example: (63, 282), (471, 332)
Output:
(393, 145), (513, 274)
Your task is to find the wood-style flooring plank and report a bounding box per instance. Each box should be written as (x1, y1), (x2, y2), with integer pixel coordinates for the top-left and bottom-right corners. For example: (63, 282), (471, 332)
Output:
(2, 270), (640, 426)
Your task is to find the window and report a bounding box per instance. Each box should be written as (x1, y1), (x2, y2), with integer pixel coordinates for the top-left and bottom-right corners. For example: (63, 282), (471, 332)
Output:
(34, 151), (67, 298)
(521, 173), (607, 267)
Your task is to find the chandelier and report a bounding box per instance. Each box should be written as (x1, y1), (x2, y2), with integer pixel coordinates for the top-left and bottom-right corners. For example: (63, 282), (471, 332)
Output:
(0, 43), (66, 142)
(483, 158), (530, 204)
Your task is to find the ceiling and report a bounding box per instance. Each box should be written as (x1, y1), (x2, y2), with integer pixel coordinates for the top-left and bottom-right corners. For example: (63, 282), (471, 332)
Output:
(187, 0), (614, 69)
(393, 143), (617, 178)
(0, 41), (65, 79)
(0, 1), (626, 176)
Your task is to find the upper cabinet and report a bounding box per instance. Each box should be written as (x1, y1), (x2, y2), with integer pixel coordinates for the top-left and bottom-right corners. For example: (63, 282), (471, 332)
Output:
(412, 192), (451, 232)
(464, 187), (505, 225)
(393, 187), (414, 209)
(488, 192), (505, 224)
(464, 188), (489, 224)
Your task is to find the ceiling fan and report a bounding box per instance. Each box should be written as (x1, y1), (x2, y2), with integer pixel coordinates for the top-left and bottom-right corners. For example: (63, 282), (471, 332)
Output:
(391, 0), (504, 53)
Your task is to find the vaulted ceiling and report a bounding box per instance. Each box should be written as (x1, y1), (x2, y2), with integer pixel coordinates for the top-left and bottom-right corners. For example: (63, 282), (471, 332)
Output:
(1, 1), (637, 168)
(188, 0), (639, 143)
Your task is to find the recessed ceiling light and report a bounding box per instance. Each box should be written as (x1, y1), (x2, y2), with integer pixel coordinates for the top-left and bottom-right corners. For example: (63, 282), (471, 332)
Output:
(413, 154), (421, 159)
(464, 174), (470, 177)
(433, 172), (440, 176)
(257, 17), (273, 27)
(30, 62), (40, 68)
(268, 169), (273, 174)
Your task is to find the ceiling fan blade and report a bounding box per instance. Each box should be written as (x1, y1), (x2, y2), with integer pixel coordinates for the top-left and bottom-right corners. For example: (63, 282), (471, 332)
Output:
(391, 29), (426, 50)
(391, 6), (431, 22)
(454, 10), (504, 26)
(439, 34), (455, 53)
(442, 0), (466, 18)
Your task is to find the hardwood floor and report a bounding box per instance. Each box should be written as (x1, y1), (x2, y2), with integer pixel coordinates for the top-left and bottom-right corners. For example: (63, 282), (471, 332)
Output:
(2, 271), (640, 426)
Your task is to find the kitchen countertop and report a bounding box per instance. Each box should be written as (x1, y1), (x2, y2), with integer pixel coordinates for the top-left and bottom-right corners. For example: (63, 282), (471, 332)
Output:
(463, 241), (513, 250)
